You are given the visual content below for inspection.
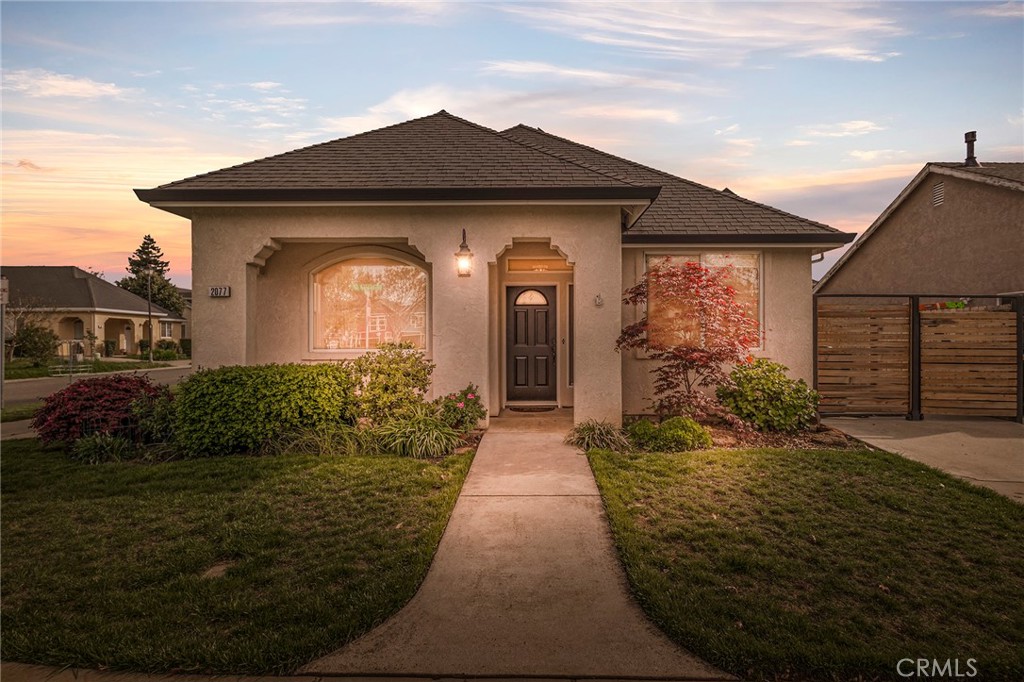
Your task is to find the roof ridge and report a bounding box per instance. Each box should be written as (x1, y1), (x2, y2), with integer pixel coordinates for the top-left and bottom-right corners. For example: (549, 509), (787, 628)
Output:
(77, 266), (103, 310)
(502, 124), (841, 233)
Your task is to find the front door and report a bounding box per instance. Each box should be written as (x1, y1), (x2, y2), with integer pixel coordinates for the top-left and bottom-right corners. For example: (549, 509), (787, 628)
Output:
(506, 286), (557, 402)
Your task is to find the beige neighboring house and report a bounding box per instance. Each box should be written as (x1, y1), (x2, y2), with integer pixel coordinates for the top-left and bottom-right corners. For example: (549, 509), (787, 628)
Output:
(1, 266), (186, 357)
(815, 135), (1024, 296)
(135, 111), (853, 424)
(175, 286), (192, 341)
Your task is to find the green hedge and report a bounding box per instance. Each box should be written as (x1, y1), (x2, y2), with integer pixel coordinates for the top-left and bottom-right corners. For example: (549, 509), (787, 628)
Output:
(175, 364), (357, 457)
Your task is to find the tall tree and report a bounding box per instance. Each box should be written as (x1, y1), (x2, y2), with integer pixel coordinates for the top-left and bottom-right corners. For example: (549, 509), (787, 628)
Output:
(116, 235), (185, 316)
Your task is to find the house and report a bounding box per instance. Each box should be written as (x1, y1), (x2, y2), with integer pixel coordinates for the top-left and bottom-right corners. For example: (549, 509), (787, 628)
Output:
(135, 111), (853, 424)
(813, 133), (1023, 421)
(815, 133), (1023, 296)
(175, 286), (193, 341)
(1, 266), (187, 357)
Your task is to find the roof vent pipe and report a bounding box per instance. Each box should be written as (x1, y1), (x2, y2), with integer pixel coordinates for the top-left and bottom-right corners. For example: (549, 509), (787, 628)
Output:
(964, 131), (980, 167)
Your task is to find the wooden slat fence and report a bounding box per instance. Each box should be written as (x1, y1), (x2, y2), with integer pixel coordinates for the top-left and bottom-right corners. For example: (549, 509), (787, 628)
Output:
(817, 303), (910, 414)
(920, 310), (1019, 417)
(815, 297), (1023, 420)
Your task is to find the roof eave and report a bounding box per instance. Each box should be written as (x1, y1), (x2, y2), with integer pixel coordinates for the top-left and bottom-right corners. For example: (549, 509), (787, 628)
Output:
(135, 186), (661, 204)
(622, 232), (855, 246)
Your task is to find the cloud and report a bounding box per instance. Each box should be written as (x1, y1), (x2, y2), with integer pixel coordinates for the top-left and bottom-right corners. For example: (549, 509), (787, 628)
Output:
(481, 60), (721, 94)
(961, 2), (1023, 19)
(3, 68), (128, 98)
(803, 120), (885, 138)
(249, 81), (283, 91)
(500, 1), (906, 66)
(785, 140), (814, 147)
(1, 159), (52, 172)
(849, 149), (904, 162)
(131, 70), (163, 78)
(250, 1), (459, 28)
(715, 124), (740, 136)
(563, 104), (680, 123)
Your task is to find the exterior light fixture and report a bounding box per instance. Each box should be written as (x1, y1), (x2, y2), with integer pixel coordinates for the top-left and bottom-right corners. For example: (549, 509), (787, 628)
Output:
(455, 229), (473, 277)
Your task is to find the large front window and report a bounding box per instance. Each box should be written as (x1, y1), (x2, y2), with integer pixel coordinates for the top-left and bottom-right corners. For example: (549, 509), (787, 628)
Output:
(646, 252), (761, 348)
(313, 257), (427, 350)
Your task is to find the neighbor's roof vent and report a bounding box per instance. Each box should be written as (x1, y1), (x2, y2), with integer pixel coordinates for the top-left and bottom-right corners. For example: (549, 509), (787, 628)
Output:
(932, 181), (945, 206)
(964, 131), (980, 167)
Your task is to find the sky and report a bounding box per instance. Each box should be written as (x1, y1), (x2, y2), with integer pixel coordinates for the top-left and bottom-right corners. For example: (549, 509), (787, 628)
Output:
(2, 1), (1022, 287)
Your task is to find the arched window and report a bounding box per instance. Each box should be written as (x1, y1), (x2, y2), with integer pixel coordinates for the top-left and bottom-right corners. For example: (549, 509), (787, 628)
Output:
(313, 257), (427, 350)
(514, 289), (548, 306)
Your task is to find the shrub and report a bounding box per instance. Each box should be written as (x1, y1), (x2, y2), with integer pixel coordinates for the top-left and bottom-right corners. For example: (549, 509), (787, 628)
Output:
(625, 418), (658, 450)
(179, 338), (192, 358)
(717, 359), (819, 432)
(174, 363), (357, 457)
(9, 323), (59, 367)
(69, 433), (134, 464)
(103, 339), (117, 357)
(138, 339), (150, 354)
(376, 408), (461, 458)
(31, 374), (168, 445)
(435, 384), (486, 433)
(266, 424), (364, 457)
(153, 349), (177, 361)
(156, 339), (178, 352)
(656, 416), (713, 451)
(350, 343), (434, 424)
(133, 392), (177, 444)
(564, 419), (630, 453)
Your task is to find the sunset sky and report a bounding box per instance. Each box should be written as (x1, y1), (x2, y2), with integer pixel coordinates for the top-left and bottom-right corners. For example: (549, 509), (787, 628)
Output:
(3, 1), (1022, 287)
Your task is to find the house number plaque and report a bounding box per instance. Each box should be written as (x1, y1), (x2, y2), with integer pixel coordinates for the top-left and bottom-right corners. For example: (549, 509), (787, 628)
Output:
(209, 286), (232, 298)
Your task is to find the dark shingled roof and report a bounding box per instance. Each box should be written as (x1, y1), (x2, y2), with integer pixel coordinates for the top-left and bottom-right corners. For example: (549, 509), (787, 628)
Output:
(500, 124), (847, 242)
(137, 111), (656, 203)
(1, 266), (174, 317)
(931, 162), (1024, 187)
(136, 110), (852, 243)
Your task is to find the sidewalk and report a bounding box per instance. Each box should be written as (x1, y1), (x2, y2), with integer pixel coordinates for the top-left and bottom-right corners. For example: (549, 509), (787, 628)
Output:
(300, 413), (732, 679)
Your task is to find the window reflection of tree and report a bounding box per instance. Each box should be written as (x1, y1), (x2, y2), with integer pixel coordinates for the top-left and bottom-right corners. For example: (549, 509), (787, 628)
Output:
(316, 258), (427, 349)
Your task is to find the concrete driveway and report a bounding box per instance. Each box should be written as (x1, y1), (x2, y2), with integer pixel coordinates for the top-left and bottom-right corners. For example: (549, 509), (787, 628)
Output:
(824, 416), (1024, 502)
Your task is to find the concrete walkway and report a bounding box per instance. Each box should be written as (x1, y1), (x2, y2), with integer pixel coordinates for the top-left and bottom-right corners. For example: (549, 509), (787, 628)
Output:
(825, 416), (1024, 502)
(301, 412), (731, 680)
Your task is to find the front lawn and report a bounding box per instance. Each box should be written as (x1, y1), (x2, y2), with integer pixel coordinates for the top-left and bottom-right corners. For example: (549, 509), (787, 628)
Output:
(1, 401), (42, 423)
(4, 358), (171, 380)
(589, 448), (1024, 681)
(1, 439), (473, 674)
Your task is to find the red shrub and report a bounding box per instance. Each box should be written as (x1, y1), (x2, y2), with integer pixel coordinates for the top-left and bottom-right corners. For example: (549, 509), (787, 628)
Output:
(31, 374), (168, 444)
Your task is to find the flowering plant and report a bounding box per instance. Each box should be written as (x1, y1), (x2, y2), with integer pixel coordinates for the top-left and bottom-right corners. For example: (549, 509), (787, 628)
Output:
(435, 383), (486, 433)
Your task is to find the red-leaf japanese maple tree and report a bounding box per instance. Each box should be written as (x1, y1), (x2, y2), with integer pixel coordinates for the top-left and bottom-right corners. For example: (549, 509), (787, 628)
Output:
(616, 261), (760, 418)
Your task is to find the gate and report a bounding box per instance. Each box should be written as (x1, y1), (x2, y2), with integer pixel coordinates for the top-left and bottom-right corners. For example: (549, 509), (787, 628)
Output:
(814, 294), (1023, 422)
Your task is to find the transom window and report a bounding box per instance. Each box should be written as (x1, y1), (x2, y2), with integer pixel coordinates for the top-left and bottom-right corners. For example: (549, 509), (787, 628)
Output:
(313, 257), (427, 350)
(646, 253), (761, 348)
(514, 289), (548, 306)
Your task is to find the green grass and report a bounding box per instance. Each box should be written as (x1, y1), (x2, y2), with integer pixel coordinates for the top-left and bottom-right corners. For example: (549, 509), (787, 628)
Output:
(588, 448), (1024, 681)
(1, 439), (473, 674)
(1, 401), (42, 423)
(4, 358), (171, 380)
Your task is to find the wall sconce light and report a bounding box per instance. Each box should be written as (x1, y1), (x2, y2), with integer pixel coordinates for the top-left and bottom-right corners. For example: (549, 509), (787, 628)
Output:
(455, 229), (473, 277)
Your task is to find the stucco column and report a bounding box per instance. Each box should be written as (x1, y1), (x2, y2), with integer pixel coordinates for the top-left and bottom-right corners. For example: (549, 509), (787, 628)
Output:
(191, 220), (251, 368)
(416, 237), (491, 410)
(568, 236), (624, 426)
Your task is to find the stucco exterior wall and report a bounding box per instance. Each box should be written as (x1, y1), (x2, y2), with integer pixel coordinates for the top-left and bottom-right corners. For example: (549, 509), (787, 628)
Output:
(818, 174), (1024, 295)
(190, 204), (624, 425)
(620, 247), (814, 415)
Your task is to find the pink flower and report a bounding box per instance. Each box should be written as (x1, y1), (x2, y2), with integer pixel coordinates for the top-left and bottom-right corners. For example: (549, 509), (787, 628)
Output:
(457, 402), (465, 408)
(467, 393), (475, 399)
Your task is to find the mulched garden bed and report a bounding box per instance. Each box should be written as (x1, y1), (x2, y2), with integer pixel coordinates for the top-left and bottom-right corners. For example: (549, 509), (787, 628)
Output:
(705, 421), (863, 450)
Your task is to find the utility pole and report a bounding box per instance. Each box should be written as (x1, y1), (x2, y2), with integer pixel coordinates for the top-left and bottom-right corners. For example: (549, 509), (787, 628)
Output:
(144, 268), (154, 363)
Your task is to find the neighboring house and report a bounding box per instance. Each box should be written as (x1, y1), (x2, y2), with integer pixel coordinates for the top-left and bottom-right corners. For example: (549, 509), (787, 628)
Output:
(175, 286), (193, 340)
(815, 135), (1024, 296)
(812, 134), (1023, 421)
(135, 111), (853, 423)
(1, 266), (186, 356)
